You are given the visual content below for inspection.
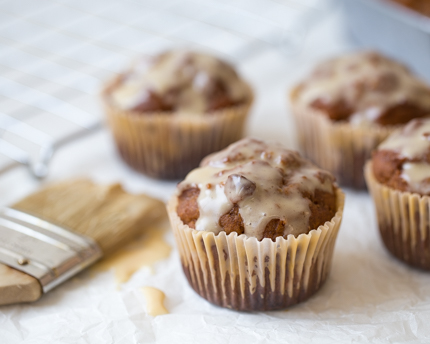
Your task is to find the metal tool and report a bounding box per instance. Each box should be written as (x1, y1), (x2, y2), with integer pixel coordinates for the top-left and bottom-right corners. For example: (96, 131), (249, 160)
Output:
(0, 207), (102, 293)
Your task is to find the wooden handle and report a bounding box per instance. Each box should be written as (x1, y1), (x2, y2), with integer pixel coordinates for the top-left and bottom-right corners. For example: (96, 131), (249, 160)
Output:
(0, 263), (42, 306)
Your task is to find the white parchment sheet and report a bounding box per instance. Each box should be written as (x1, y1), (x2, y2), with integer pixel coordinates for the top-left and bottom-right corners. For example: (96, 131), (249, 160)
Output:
(2, 177), (430, 343)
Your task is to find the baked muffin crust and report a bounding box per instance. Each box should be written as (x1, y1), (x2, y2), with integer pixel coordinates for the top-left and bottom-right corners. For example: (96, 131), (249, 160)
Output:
(106, 50), (250, 114)
(176, 138), (337, 240)
(293, 51), (430, 126)
(372, 118), (430, 195)
(391, 0), (430, 17)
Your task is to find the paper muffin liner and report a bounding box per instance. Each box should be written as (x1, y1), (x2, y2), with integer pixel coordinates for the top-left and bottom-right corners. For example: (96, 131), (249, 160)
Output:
(365, 162), (430, 270)
(102, 77), (253, 180)
(167, 189), (345, 312)
(291, 101), (395, 189)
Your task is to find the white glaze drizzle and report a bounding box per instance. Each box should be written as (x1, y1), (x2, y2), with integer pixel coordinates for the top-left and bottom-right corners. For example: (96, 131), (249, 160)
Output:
(177, 138), (335, 240)
(110, 50), (250, 114)
(401, 163), (430, 194)
(378, 119), (430, 193)
(295, 51), (430, 126)
(379, 119), (430, 159)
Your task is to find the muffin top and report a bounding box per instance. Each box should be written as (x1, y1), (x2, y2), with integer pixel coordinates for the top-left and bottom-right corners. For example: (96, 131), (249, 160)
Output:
(372, 118), (430, 195)
(391, 0), (430, 17)
(106, 50), (250, 114)
(293, 51), (430, 126)
(176, 138), (338, 241)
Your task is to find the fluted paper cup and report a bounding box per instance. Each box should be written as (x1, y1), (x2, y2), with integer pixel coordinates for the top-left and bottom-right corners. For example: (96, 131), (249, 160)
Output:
(291, 98), (395, 189)
(167, 189), (345, 311)
(365, 162), (430, 270)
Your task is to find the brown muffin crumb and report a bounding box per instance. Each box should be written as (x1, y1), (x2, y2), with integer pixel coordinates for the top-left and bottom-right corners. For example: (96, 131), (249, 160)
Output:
(372, 150), (408, 191)
(262, 219), (286, 241)
(219, 204), (245, 236)
(310, 98), (353, 122)
(376, 102), (428, 126)
(177, 187), (200, 229)
(391, 0), (430, 17)
(306, 189), (338, 231)
(372, 118), (430, 195)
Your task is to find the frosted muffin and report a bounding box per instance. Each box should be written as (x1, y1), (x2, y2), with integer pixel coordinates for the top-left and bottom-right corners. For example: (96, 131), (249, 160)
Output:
(167, 138), (345, 311)
(290, 51), (430, 189)
(102, 50), (253, 179)
(365, 118), (430, 269)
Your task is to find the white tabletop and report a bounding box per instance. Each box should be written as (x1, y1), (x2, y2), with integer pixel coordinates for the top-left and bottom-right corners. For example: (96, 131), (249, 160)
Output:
(2, 1), (430, 343)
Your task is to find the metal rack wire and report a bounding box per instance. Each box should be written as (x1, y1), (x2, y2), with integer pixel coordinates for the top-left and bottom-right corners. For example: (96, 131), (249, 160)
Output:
(0, 0), (333, 178)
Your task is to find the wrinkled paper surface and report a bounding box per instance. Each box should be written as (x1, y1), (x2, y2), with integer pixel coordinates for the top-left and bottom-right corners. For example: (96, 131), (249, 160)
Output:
(2, 184), (430, 343)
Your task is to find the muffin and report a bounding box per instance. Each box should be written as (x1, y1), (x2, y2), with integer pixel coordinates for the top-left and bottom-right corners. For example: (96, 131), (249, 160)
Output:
(102, 50), (253, 179)
(167, 138), (345, 311)
(391, 0), (430, 17)
(290, 51), (430, 189)
(365, 118), (430, 269)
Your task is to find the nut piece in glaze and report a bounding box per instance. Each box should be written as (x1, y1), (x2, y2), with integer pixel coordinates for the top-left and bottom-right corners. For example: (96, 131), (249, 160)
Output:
(224, 174), (256, 204)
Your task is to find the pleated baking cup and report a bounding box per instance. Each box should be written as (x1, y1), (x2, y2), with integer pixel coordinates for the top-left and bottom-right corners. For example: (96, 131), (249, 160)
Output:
(365, 162), (430, 270)
(102, 82), (253, 180)
(167, 189), (345, 311)
(290, 101), (395, 189)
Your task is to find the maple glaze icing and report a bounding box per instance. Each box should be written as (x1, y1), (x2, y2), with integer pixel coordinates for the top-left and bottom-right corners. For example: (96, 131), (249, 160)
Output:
(295, 51), (430, 126)
(141, 287), (169, 316)
(177, 138), (336, 240)
(378, 119), (430, 194)
(379, 119), (430, 158)
(109, 50), (250, 114)
(401, 163), (430, 195)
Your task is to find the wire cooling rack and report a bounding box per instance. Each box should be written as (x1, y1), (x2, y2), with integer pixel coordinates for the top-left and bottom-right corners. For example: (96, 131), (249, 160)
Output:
(0, 0), (333, 178)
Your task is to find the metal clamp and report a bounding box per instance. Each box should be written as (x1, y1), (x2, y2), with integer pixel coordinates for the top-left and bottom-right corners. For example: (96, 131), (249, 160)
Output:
(0, 207), (103, 293)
